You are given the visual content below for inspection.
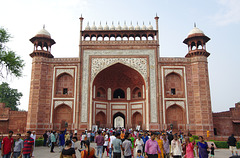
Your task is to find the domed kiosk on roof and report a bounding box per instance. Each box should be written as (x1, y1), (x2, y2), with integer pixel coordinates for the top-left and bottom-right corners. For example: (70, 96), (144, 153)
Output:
(36, 27), (51, 37)
(29, 26), (55, 58)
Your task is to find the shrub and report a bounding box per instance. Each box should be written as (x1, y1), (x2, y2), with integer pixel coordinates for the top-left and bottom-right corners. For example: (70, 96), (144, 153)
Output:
(35, 139), (43, 146)
(192, 135), (199, 140)
(213, 141), (228, 148)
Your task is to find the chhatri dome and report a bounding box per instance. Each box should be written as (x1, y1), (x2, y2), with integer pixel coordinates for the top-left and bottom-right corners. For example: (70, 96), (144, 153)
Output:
(36, 26), (51, 37)
(187, 23), (205, 37)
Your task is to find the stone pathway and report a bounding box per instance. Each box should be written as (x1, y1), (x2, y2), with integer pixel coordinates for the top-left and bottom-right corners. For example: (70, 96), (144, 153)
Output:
(0, 143), (235, 158)
(34, 144), (233, 158)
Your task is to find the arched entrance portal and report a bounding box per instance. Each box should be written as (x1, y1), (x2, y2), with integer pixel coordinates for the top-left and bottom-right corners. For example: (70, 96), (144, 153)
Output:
(166, 104), (185, 130)
(92, 63), (146, 129)
(113, 112), (125, 128)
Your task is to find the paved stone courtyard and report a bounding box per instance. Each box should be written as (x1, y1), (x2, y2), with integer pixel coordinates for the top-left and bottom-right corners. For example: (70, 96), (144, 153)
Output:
(32, 143), (233, 158)
(0, 143), (235, 158)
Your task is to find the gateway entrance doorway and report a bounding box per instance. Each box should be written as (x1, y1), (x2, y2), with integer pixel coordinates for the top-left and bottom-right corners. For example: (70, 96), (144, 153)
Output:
(113, 112), (125, 128)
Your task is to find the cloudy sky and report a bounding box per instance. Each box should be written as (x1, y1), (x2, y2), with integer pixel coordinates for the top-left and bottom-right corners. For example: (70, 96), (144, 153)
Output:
(0, 0), (239, 112)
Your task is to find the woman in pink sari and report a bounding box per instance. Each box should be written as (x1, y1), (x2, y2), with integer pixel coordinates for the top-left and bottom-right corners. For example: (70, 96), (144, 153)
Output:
(184, 137), (195, 158)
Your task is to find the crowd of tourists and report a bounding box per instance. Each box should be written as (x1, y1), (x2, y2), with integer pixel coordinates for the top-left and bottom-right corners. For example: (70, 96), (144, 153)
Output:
(42, 128), (214, 158)
(0, 128), (239, 158)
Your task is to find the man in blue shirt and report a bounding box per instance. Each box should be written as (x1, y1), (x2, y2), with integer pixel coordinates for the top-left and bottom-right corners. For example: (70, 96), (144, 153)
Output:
(142, 132), (149, 156)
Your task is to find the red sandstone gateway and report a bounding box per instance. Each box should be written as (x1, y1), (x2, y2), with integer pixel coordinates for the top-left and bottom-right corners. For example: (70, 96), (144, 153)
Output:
(1, 16), (223, 138)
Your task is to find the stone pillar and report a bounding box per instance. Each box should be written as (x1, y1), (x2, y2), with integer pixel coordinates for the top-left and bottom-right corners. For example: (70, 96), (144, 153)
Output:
(27, 57), (53, 134)
(190, 56), (213, 137)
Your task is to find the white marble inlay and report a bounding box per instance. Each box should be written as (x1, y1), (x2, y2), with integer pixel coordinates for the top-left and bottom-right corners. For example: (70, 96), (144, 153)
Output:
(164, 69), (183, 77)
(132, 104), (142, 109)
(81, 49), (157, 124)
(132, 109), (143, 115)
(96, 109), (106, 115)
(91, 58), (147, 81)
(96, 104), (106, 109)
(166, 101), (185, 109)
(56, 69), (74, 77)
(127, 87), (131, 100)
(112, 105), (126, 109)
(54, 100), (73, 109)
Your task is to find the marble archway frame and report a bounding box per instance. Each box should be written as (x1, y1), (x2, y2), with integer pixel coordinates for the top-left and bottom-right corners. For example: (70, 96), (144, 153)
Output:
(80, 49), (158, 130)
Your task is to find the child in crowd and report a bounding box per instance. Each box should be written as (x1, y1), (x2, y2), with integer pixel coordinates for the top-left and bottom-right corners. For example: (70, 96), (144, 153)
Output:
(210, 143), (215, 158)
(136, 150), (144, 158)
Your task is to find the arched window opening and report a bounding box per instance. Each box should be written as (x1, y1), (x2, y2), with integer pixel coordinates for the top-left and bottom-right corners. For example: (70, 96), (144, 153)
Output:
(91, 36), (96, 41)
(138, 92), (141, 97)
(129, 37), (134, 41)
(43, 46), (48, 51)
(132, 87), (141, 99)
(37, 46), (42, 50)
(135, 37), (140, 41)
(97, 36), (103, 41)
(165, 72), (184, 98)
(104, 36), (109, 41)
(110, 37), (115, 41)
(148, 36), (153, 40)
(142, 36), (147, 40)
(113, 88), (125, 98)
(197, 41), (202, 49)
(55, 73), (74, 97)
(116, 36), (121, 41)
(123, 37), (128, 41)
(85, 37), (90, 41)
(191, 42), (196, 50)
(97, 92), (101, 97)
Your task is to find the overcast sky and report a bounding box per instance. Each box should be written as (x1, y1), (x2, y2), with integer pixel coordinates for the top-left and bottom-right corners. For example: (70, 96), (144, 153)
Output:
(0, 0), (239, 112)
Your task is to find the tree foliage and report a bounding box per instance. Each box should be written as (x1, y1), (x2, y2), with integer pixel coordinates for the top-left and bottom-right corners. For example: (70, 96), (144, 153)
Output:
(0, 27), (24, 78)
(0, 82), (23, 111)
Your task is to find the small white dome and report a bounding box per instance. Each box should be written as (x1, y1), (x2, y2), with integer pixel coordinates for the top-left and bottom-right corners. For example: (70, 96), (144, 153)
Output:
(37, 27), (51, 37)
(148, 22), (153, 30)
(188, 27), (204, 36)
(104, 22), (109, 30)
(91, 22), (97, 30)
(135, 22), (140, 30)
(129, 22), (134, 30)
(123, 22), (128, 30)
(85, 22), (90, 30)
(110, 22), (115, 30)
(116, 22), (121, 30)
(141, 22), (147, 30)
(98, 22), (103, 30)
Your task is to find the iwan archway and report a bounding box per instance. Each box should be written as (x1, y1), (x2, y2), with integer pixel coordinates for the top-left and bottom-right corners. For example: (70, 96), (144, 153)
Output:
(92, 63), (145, 129)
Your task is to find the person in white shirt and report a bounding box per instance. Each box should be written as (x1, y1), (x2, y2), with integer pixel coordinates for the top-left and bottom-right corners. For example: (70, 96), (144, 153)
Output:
(108, 132), (116, 158)
(171, 134), (182, 158)
(102, 132), (109, 157)
(81, 132), (87, 148)
(30, 131), (36, 157)
(134, 134), (144, 157)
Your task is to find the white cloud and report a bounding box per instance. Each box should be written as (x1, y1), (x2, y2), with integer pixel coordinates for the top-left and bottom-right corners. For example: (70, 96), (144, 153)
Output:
(212, 0), (240, 25)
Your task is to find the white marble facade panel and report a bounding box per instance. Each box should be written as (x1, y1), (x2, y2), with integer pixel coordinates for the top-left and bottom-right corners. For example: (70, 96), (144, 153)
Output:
(81, 49), (157, 124)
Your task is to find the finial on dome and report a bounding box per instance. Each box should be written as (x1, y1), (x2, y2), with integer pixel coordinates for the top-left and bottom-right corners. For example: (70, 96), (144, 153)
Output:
(43, 24), (45, 29)
(194, 22), (196, 27)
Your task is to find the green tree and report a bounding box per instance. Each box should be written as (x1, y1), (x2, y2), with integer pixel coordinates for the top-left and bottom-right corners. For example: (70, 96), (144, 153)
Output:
(0, 27), (24, 78)
(0, 82), (22, 111)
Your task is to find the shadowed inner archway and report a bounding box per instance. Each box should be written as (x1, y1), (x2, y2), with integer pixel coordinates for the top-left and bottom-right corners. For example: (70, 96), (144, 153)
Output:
(92, 63), (145, 128)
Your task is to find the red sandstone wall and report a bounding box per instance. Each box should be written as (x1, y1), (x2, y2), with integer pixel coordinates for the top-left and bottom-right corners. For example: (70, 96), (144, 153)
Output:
(0, 103), (27, 134)
(8, 111), (27, 134)
(213, 113), (232, 136)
